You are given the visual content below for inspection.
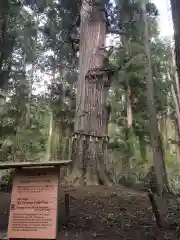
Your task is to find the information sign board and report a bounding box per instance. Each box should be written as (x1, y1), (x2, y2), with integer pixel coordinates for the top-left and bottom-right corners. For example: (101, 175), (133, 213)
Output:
(8, 168), (59, 239)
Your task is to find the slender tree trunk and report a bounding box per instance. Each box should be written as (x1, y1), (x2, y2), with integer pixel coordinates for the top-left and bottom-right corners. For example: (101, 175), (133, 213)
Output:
(122, 84), (133, 180)
(0, 94), (6, 113)
(51, 120), (64, 160)
(26, 63), (35, 128)
(169, 4), (180, 162)
(175, 120), (180, 160)
(62, 128), (71, 160)
(170, 0), (180, 85)
(26, 10), (38, 129)
(172, 49), (180, 105)
(46, 111), (53, 161)
(164, 117), (169, 149)
(120, 8), (134, 180)
(46, 115), (64, 161)
(140, 0), (169, 196)
(167, 47), (180, 159)
(126, 85), (133, 130)
(139, 135), (147, 162)
(46, 57), (56, 161)
(124, 84), (133, 179)
(69, 0), (111, 185)
(171, 84), (180, 134)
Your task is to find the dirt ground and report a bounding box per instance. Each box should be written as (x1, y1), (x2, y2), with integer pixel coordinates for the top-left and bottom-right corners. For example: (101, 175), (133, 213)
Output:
(0, 186), (179, 239)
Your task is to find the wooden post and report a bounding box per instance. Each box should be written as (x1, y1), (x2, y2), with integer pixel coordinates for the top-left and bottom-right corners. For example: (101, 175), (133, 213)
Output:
(148, 189), (163, 228)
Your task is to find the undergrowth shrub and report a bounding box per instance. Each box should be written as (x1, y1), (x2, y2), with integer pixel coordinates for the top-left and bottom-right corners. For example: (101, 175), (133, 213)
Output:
(0, 170), (13, 192)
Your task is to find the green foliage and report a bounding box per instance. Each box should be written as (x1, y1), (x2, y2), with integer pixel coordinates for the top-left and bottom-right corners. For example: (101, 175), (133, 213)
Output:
(107, 0), (179, 189)
(0, 0), (179, 192)
(0, 170), (13, 192)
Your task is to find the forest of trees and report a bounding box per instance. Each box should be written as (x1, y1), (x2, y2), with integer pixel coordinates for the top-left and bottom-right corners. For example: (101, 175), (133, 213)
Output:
(1, 0), (180, 196)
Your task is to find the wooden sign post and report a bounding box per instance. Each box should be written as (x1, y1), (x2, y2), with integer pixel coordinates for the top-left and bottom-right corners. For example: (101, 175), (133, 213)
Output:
(0, 160), (72, 240)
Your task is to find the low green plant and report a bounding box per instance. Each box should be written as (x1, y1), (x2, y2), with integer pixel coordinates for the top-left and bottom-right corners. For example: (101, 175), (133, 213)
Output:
(0, 170), (13, 192)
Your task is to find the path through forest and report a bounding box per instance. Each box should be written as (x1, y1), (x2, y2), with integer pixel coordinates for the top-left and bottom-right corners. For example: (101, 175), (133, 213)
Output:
(0, 186), (178, 239)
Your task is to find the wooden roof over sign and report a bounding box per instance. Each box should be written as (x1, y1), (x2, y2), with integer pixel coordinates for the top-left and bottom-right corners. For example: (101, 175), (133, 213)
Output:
(0, 160), (72, 169)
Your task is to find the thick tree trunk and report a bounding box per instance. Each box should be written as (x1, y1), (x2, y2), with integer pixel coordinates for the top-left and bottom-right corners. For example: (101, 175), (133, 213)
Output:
(69, 0), (111, 185)
(140, 0), (169, 196)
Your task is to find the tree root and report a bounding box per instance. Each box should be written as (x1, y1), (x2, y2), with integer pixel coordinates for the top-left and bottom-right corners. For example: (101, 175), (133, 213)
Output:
(65, 166), (112, 186)
(66, 169), (85, 186)
(68, 136), (112, 186)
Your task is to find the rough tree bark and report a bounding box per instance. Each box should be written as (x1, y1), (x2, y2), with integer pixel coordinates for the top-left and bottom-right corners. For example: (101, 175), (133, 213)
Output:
(170, 0), (180, 160)
(165, 45), (180, 159)
(69, 0), (111, 185)
(140, 0), (169, 196)
(170, 0), (180, 85)
(171, 84), (180, 136)
(168, 47), (180, 160)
